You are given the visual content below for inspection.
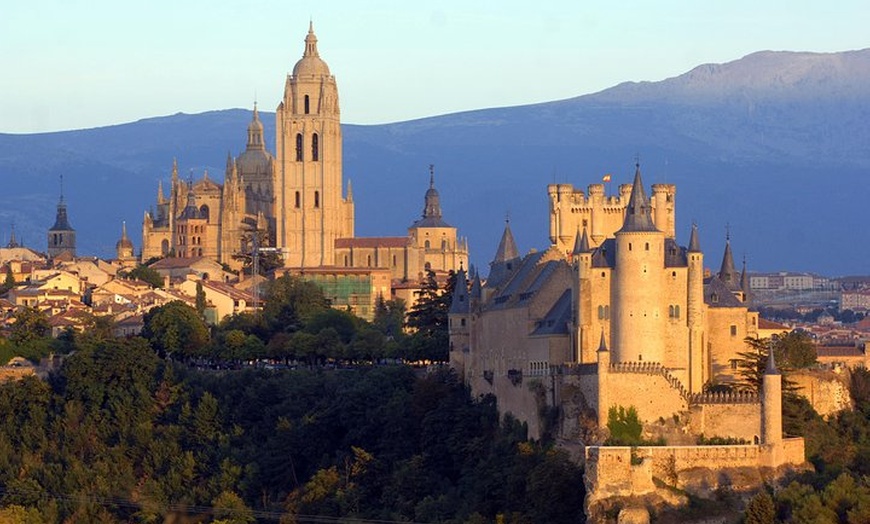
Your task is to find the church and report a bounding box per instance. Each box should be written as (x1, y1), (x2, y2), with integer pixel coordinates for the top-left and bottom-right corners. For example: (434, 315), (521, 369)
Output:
(140, 24), (468, 317)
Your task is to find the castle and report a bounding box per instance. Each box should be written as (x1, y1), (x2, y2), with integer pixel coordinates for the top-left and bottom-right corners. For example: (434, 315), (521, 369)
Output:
(449, 165), (805, 513)
(140, 24), (467, 316)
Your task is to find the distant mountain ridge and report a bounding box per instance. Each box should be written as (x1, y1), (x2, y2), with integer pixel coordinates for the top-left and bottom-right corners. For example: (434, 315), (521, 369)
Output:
(1, 48), (868, 275)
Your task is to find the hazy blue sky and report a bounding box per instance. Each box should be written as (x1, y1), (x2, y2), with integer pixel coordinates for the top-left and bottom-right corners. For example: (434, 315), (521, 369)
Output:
(2, 0), (867, 133)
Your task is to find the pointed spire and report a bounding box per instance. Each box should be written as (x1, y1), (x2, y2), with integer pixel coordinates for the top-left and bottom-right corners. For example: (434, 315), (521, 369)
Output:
(449, 266), (470, 314)
(157, 179), (165, 205)
(741, 255), (750, 296)
(573, 228), (590, 256)
(172, 158), (179, 182)
(7, 223), (18, 249)
(597, 329), (608, 352)
(688, 222), (701, 252)
(246, 103), (265, 151)
(493, 218), (519, 263)
(765, 346), (779, 375)
(470, 271), (482, 301)
(121, 221), (128, 240)
(304, 21), (320, 57)
(719, 232), (738, 286)
(618, 163), (657, 232)
(422, 164), (442, 219)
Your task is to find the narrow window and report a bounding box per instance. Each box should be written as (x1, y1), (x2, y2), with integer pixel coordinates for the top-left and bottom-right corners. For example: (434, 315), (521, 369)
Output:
(304, 95), (310, 114)
(604, 305), (610, 320)
(598, 305), (604, 320)
(295, 134), (303, 161)
(314, 191), (320, 208)
(392, 255), (397, 267)
(675, 305), (680, 318)
(367, 255), (372, 267)
(645, 242), (650, 251)
(295, 191), (300, 208)
(425, 240), (430, 249)
(312, 133), (319, 161)
(628, 243), (632, 251)
(669, 305), (674, 318)
(344, 255), (348, 267)
(730, 325), (737, 336)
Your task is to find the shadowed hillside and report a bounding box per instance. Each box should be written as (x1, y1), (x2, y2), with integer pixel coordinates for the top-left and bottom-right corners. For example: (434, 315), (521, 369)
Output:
(1, 49), (868, 275)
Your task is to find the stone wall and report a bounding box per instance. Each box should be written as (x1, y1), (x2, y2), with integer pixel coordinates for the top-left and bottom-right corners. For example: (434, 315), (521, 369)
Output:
(604, 364), (688, 424)
(791, 369), (852, 417)
(687, 398), (761, 443)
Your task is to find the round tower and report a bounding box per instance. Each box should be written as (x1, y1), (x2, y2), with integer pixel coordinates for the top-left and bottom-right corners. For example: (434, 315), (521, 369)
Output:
(686, 223), (705, 392)
(651, 184), (676, 238)
(762, 350), (782, 447)
(611, 165), (665, 363)
(588, 184), (605, 246)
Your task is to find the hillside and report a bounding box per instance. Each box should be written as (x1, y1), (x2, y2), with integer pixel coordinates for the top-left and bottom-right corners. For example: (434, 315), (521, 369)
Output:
(1, 49), (868, 275)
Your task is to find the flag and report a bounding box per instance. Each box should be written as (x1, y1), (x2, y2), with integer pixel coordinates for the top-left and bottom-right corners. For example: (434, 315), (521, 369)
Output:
(602, 174), (612, 182)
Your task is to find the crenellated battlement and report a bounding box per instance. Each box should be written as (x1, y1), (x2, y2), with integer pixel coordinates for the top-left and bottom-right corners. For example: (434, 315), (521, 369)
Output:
(688, 390), (759, 405)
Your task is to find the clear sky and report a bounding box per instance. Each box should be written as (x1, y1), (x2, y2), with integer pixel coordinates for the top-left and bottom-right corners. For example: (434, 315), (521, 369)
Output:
(2, 0), (867, 133)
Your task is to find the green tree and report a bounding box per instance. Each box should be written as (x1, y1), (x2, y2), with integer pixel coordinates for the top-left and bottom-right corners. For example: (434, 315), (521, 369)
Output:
(405, 270), (456, 362)
(262, 275), (329, 335)
(7, 307), (50, 346)
(0, 264), (15, 294)
(744, 490), (775, 524)
(605, 405), (643, 446)
(232, 228), (283, 276)
(373, 296), (405, 339)
(122, 264), (164, 288)
(142, 301), (210, 360)
(196, 281), (207, 317)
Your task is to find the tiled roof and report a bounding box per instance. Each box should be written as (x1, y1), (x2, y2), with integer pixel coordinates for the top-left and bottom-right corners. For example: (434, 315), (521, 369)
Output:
(334, 237), (410, 249)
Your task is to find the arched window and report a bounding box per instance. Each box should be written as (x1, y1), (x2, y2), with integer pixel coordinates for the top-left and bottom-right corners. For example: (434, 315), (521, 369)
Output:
(312, 133), (319, 161)
(161, 239), (169, 255)
(295, 191), (300, 208)
(200, 205), (209, 220)
(669, 305), (675, 318)
(441, 239), (447, 250)
(424, 240), (430, 249)
(674, 305), (680, 318)
(604, 305), (610, 320)
(304, 95), (310, 114)
(314, 191), (320, 208)
(295, 134), (303, 161)
(598, 305), (604, 320)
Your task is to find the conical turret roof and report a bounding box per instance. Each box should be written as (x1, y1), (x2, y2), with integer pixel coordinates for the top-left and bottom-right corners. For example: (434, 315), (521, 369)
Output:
(572, 228), (590, 256)
(719, 235), (739, 287)
(688, 223), (701, 252)
(493, 220), (519, 263)
(618, 163), (658, 233)
(449, 267), (470, 314)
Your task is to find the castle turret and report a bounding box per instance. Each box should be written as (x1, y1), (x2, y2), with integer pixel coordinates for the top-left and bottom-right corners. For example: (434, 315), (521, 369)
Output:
(762, 349), (783, 464)
(611, 164), (665, 364)
(487, 219), (520, 288)
(575, 228), (595, 362)
(686, 223), (705, 392)
(596, 330), (611, 428)
(719, 233), (739, 288)
(449, 266), (470, 378)
(651, 183), (676, 238)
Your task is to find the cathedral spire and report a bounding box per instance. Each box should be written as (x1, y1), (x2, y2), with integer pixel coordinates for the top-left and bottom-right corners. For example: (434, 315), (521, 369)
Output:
(7, 223), (18, 249)
(619, 163), (657, 232)
(304, 21), (320, 57)
(246, 103), (265, 151)
(422, 164), (442, 219)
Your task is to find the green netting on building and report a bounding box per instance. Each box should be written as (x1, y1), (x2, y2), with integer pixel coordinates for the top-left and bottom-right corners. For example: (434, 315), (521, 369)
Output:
(305, 273), (373, 319)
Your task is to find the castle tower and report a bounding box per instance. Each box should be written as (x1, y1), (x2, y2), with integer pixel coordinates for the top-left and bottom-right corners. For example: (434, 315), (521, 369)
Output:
(276, 23), (352, 267)
(449, 266), (470, 378)
(611, 164), (665, 363)
(487, 219), (520, 289)
(115, 221), (136, 263)
(762, 349), (783, 464)
(686, 223), (705, 393)
(47, 180), (76, 259)
(574, 228), (596, 362)
(596, 330), (611, 428)
(651, 184), (676, 238)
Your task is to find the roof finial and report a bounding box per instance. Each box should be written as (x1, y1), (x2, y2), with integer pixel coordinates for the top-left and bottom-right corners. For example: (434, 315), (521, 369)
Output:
(725, 222), (731, 242)
(59, 174), (64, 203)
(429, 164), (435, 189)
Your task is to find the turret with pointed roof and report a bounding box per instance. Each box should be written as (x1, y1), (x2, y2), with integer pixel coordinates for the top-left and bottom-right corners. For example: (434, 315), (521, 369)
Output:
(618, 163), (658, 233)
(718, 232), (740, 289)
(688, 223), (701, 252)
(449, 266), (470, 315)
(487, 219), (520, 288)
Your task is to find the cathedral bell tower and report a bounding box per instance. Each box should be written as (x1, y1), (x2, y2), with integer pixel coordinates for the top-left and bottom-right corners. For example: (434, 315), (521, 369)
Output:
(276, 23), (353, 267)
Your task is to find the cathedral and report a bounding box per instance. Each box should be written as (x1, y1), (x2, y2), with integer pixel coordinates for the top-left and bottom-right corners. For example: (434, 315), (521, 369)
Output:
(140, 24), (467, 315)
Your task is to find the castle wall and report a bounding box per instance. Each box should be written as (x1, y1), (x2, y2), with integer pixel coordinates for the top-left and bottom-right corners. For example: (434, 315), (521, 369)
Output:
(602, 365), (688, 424)
(687, 401), (761, 442)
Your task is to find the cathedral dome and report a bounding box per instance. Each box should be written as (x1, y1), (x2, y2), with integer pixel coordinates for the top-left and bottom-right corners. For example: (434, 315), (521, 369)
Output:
(292, 23), (331, 78)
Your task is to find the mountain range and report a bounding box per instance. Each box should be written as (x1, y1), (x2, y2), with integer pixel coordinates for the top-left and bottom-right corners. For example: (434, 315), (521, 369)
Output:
(1, 49), (868, 276)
